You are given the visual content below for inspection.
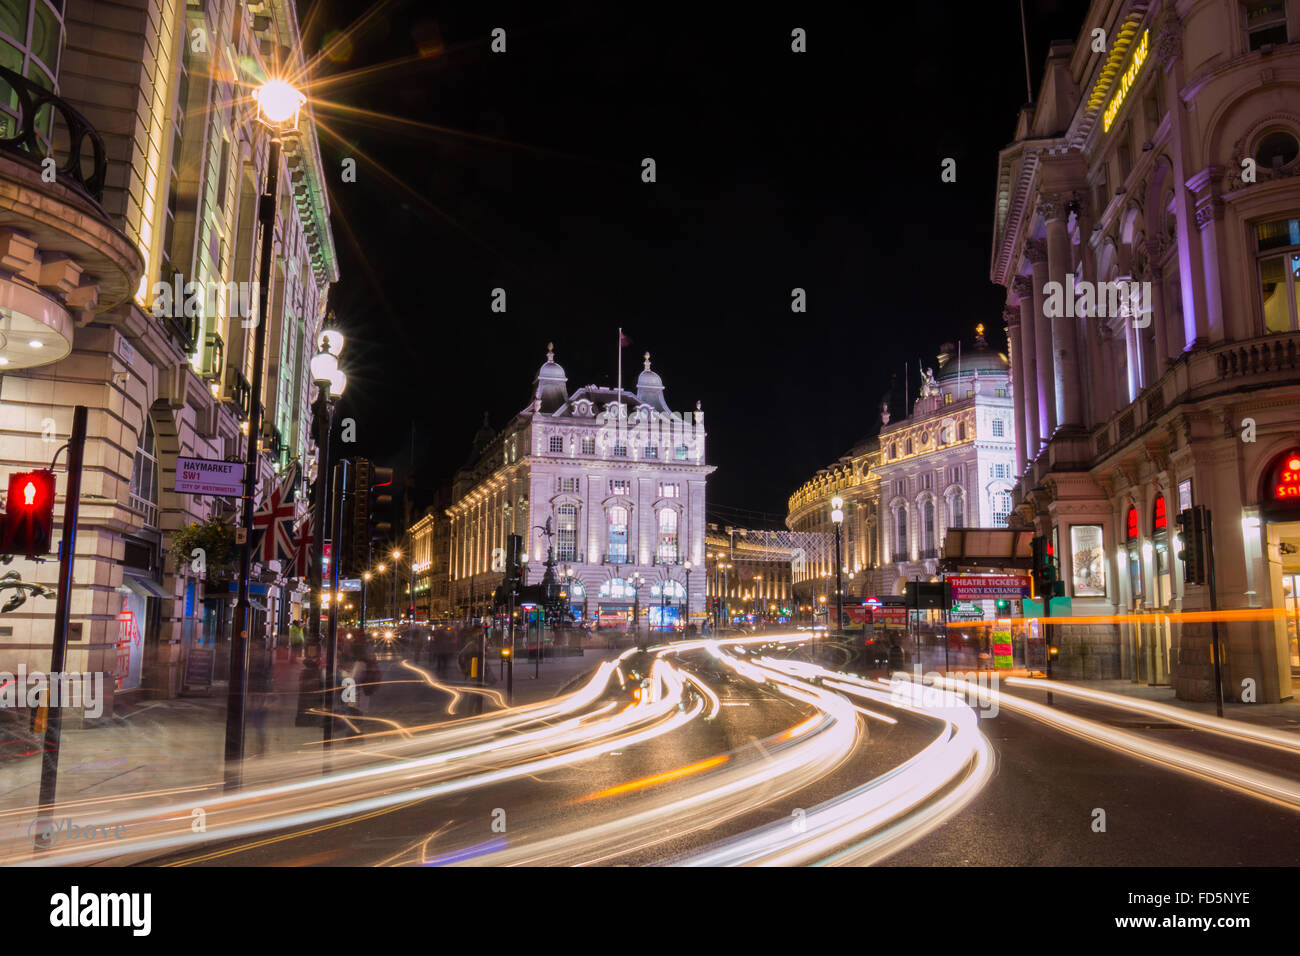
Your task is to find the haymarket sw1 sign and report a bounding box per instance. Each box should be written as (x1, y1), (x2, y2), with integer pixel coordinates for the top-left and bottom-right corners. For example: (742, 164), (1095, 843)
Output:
(174, 457), (244, 496)
(947, 574), (1031, 601)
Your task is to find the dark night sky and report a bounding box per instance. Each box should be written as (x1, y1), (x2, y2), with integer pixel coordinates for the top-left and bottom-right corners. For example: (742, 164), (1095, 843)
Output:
(300, 0), (1092, 526)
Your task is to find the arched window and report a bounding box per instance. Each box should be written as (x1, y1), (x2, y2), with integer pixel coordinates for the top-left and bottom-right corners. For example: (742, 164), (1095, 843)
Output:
(599, 577), (636, 599)
(556, 504), (577, 562)
(607, 505), (628, 563)
(1152, 494), (1168, 533)
(992, 491), (1012, 527)
(923, 500), (935, 551)
(951, 493), (964, 528)
(1126, 505), (1140, 542)
(658, 509), (679, 563)
(895, 506), (908, 559)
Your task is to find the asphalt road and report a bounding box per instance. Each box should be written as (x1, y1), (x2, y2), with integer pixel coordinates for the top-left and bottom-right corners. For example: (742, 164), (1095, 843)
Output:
(5, 634), (1297, 867)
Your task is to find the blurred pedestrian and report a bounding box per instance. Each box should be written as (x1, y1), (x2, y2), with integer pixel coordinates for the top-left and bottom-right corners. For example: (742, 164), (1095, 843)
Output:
(247, 642), (273, 755)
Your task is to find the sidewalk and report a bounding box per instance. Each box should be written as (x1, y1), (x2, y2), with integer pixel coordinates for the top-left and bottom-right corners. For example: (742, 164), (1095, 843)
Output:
(0, 646), (625, 810)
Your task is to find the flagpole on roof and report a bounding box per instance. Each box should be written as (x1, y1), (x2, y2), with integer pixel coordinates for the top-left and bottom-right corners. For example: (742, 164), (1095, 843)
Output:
(617, 327), (623, 413)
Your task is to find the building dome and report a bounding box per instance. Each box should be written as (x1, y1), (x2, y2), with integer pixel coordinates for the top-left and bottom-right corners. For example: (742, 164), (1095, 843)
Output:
(935, 324), (1009, 380)
(635, 351), (669, 411)
(533, 342), (569, 412)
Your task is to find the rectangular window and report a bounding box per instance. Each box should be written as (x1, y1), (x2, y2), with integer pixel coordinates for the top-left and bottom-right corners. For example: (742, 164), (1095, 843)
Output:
(994, 387), (1007, 398)
(1070, 525), (1107, 596)
(674, 444), (688, 460)
(943, 393), (953, 405)
(613, 442), (628, 457)
(581, 437), (596, 455)
(644, 445), (658, 459)
(1257, 218), (1300, 333)
(549, 435), (564, 453)
(658, 482), (680, 498)
(609, 479), (631, 496)
(556, 477), (579, 494)
(1244, 0), (1288, 50)
(992, 419), (1005, 437)
(950, 466), (961, 483)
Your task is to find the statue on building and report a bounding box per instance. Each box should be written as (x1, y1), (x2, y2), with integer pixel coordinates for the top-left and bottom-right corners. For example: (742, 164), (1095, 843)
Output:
(919, 363), (938, 398)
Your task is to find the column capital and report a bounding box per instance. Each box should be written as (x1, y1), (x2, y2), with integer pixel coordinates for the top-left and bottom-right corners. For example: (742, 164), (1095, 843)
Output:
(1155, 7), (1182, 69)
(1011, 274), (1035, 301)
(1003, 304), (1021, 329)
(1024, 238), (1049, 264)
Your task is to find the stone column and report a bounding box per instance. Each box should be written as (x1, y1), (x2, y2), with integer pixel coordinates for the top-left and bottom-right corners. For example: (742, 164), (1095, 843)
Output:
(1041, 193), (1083, 427)
(1012, 274), (1040, 460)
(1003, 304), (1027, 472)
(1026, 238), (1055, 441)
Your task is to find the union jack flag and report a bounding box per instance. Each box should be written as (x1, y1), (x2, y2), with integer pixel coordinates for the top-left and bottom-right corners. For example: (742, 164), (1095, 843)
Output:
(291, 512), (315, 580)
(250, 462), (299, 565)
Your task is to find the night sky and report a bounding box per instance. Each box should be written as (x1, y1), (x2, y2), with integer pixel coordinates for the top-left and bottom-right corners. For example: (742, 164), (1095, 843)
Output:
(300, 0), (1092, 527)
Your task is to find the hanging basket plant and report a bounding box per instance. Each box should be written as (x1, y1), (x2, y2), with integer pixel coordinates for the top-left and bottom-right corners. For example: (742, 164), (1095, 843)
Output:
(171, 518), (237, 577)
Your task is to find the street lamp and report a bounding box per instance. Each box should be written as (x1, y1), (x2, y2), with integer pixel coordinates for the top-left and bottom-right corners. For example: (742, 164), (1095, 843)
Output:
(831, 495), (845, 637)
(226, 77), (306, 788)
(683, 559), (692, 637)
(391, 548), (401, 628)
(630, 571), (645, 645)
(361, 571), (371, 638)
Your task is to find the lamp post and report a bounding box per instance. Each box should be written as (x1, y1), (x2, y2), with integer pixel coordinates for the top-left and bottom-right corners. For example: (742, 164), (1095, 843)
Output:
(630, 571), (645, 646)
(390, 549), (401, 630)
(683, 559), (692, 637)
(361, 571), (370, 639)
(831, 496), (845, 638)
(225, 77), (307, 789)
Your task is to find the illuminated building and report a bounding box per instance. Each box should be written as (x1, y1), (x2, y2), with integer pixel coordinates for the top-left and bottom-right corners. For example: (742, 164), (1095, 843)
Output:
(874, 328), (1017, 596)
(786, 439), (881, 612)
(991, 0), (1300, 699)
(703, 524), (796, 626)
(447, 345), (714, 629)
(0, 1), (336, 709)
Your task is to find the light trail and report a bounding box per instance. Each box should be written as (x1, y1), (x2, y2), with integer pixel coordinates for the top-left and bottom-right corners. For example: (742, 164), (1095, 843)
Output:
(1004, 677), (1300, 755)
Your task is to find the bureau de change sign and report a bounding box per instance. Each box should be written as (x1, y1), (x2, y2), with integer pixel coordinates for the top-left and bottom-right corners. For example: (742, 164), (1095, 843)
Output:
(175, 457), (244, 497)
(947, 574), (1031, 601)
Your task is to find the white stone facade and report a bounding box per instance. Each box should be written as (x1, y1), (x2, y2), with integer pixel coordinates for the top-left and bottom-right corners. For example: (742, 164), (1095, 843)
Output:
(448, 347), (714, 628)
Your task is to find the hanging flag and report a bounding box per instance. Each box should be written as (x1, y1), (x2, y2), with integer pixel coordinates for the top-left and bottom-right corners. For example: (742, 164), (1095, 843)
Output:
(250, 462), (299, 565)
(291, 512), (315, 580)
(619, 330), (631, 347)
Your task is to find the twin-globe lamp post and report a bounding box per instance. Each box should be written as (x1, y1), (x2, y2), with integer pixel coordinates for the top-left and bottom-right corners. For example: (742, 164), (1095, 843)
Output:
(224, 77), (307, 789)
(310, 328), (346, 749)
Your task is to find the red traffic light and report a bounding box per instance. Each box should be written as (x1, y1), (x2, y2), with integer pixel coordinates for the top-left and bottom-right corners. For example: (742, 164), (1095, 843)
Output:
(2, 470), (56, 558)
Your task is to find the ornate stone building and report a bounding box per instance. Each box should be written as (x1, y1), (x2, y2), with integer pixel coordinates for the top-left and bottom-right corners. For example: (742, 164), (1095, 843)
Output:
(786, 438), (881, 610)
(875, 329), (1017, 596)
(0, 0), (336, 708)
(992, 0), (1300, 698)
(447, 346), (713, 629)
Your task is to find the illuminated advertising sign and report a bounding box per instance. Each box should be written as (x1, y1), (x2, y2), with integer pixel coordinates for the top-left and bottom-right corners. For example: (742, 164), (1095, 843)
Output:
(1103, 29), (1149, 133)
(1272, 451), (1300, 501)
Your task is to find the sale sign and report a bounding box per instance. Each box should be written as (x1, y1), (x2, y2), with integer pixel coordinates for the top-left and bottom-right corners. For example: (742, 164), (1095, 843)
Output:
(175, 457), (244, 496)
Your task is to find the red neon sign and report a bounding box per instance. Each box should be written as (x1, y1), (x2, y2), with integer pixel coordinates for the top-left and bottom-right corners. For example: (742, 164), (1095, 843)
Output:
(1274, 452), (1300, 501)
(1153, 495), (1167, 531)
(1126, 506), (1139, 541)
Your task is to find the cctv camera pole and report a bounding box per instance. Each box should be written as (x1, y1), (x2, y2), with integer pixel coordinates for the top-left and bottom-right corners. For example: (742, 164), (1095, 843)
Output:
(34, 405), (87, 847)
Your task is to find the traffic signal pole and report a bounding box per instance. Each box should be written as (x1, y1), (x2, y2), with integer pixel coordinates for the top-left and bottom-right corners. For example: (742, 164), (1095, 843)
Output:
(1205, 509), (1224, 718)
(34, 405), (87, 848)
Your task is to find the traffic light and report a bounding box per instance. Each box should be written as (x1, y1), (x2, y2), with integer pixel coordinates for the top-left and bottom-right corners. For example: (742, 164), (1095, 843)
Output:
(346, 458), (372, 576)
(1, 470), (56, 559)
(370, 465), (394, 550)
(1030, 535), (1056, 598)
(995, 599), (1010, 613)
(1176, 507), (1206, 585)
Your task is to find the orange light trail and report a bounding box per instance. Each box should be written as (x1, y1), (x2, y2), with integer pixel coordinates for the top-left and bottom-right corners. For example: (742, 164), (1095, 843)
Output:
(578, 755), (730, 802)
